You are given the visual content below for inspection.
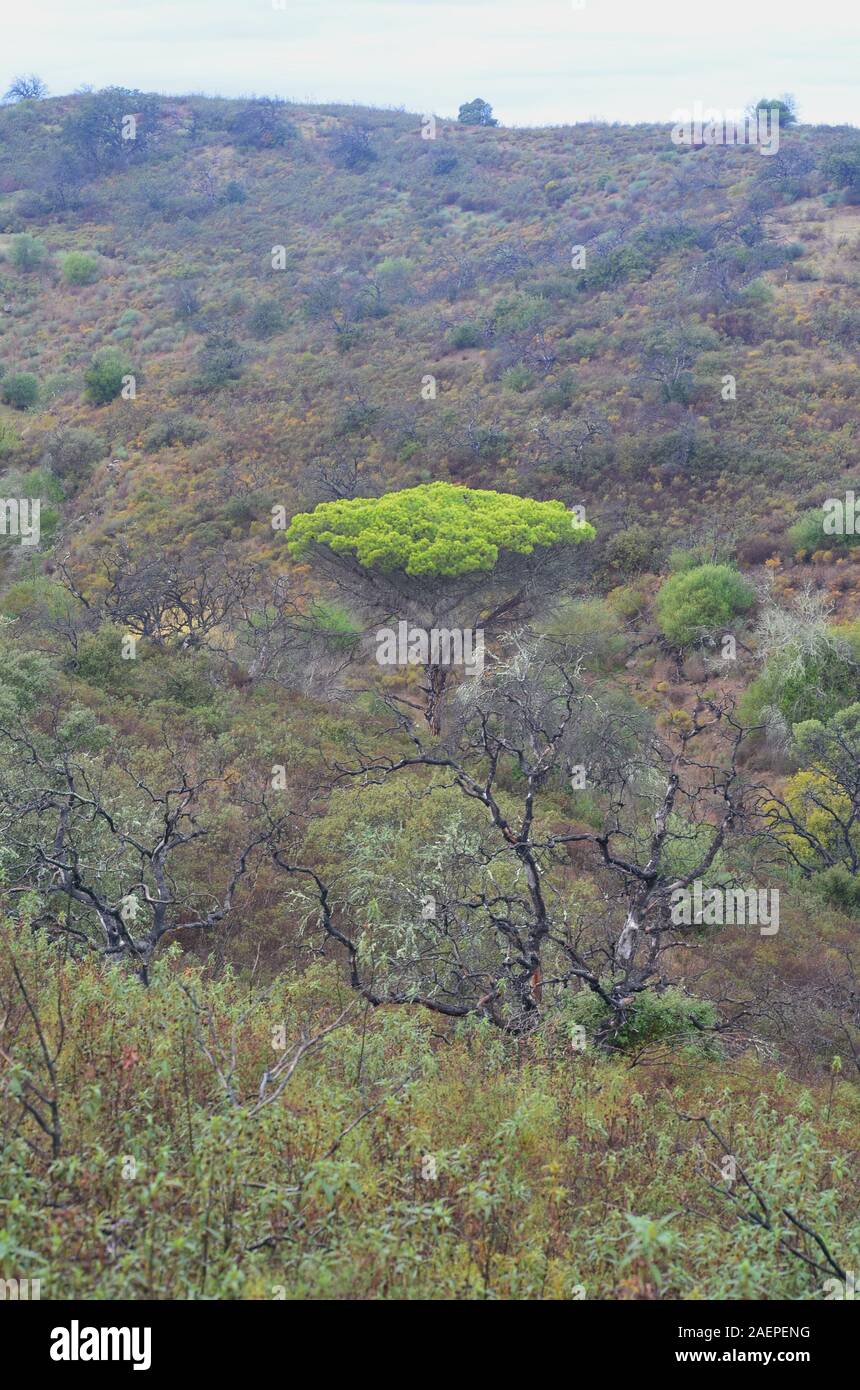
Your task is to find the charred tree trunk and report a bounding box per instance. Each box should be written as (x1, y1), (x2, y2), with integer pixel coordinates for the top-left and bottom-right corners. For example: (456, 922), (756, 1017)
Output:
(424, 662), (449, 736)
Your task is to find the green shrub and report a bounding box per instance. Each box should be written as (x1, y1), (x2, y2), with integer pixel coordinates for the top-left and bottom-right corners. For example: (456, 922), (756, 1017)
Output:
(84, 350), (132, 405)
(1, 372), (39, 409)
(0, 420), (19, 457)
(194, 332), (245, 391)
(142, 412), (207, 451)
(739, 626), (860, 728)
(42, 427), (105, 485)
(544, 597), (625, 671)
(449, 322), (483, 350)
(247, 299), (286, 340)
(61, 252), (100, 286)
(8, 234), (46, 271)
(457, 98), (498, 127)
(568, 984), (719, 1053)
(668, 546), (711, 573)
(788, 505), (860, 556)
(603, 524), (662, 577)
(501, 364), (534, 393)
(811, 864), (860, 917)
(656, 564), (755, 647)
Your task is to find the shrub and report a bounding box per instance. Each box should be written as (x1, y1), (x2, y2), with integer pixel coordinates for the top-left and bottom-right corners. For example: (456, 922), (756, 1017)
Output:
(8, 234), (46, 271)
(61, 87), (161, 170)
(61, 252), (100, 286)
(811, 864), (860, 917)
(544, 597), (625, 671)
(142, 412), (207, 452)
(449, 322), (483, 350)
(569, 984), (719, 1053)
(0, 420), (19, 457)
(42, 427), (105, 484)
(788, 505), (860, 556)
(247, 300), (286, 340)
(430, 152), (458, 176)
(501, 364), (534, 393)
(539, 372), (577, 413)
(668, 546), (711, 573)
(655, 564), (755, 647)
(739, 625), (860, 729)
(228, 98), (295, 149)
(84, 350), (131, 405)
(457, 99), (498, 127)
(194, 332), (245, 391)
(754, 96), (798, 127)
(603, 524), (662, 577)
(823, 146), (860, 195)
(330, 125), (376, 171)
(1, 372), (39, 409)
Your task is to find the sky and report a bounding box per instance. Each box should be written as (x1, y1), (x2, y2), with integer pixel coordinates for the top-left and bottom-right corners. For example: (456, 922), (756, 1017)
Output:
(3, 0), (858, 128)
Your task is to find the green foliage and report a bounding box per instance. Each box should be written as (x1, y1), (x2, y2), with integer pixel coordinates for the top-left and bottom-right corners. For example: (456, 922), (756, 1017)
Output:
(61, 251), (100, 286)
(788, 504), (860, 555)
(544, 597), (626, 671)
(228, 98), (295, 149)
(8, 233), (46, 271)
(668, 545), (711, 573)
(0, 372), (39, 409)
(303, 600), (363, 652)
(491, 294), (546, 336)
(0, 640), (54, 716)
(41, 427), (105, 485)
(569, 984), (719, 1054)
(0, 420), (19, 458)
(449, 321), (483, 349)
(811, 864), (860, 917)
(194, 331), (245, 390)
(603, 523), (662, 577)
(1, 930), (855, 1300)
(142, 411), (207, 452)
(247, 299), (286, 340)
(655, 564), (755, 647)
(754, 96), (798, 127)
(286, 482), (595, 577)
(822, 145), (860, 195)
(84, 349), (131, 405)
(61, 87), (161, 169)
(578, 244), (649, 292)
(458, 99), (498, 127)
(740, 626), (860, 729)
(501, 364), (534, 393)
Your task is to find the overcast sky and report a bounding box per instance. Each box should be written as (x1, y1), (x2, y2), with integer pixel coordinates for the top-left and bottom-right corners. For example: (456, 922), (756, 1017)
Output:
(4, 0), (858, 127)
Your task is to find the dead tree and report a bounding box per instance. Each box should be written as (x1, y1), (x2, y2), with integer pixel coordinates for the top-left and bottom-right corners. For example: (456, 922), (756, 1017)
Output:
(57, 544), (255, 649)
(0, 724), (268, 982)
(267, 637), (751, 1043)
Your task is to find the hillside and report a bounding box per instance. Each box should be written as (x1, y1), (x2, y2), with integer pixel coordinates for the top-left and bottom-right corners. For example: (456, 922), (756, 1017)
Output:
(0, 90), (859, 1303)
